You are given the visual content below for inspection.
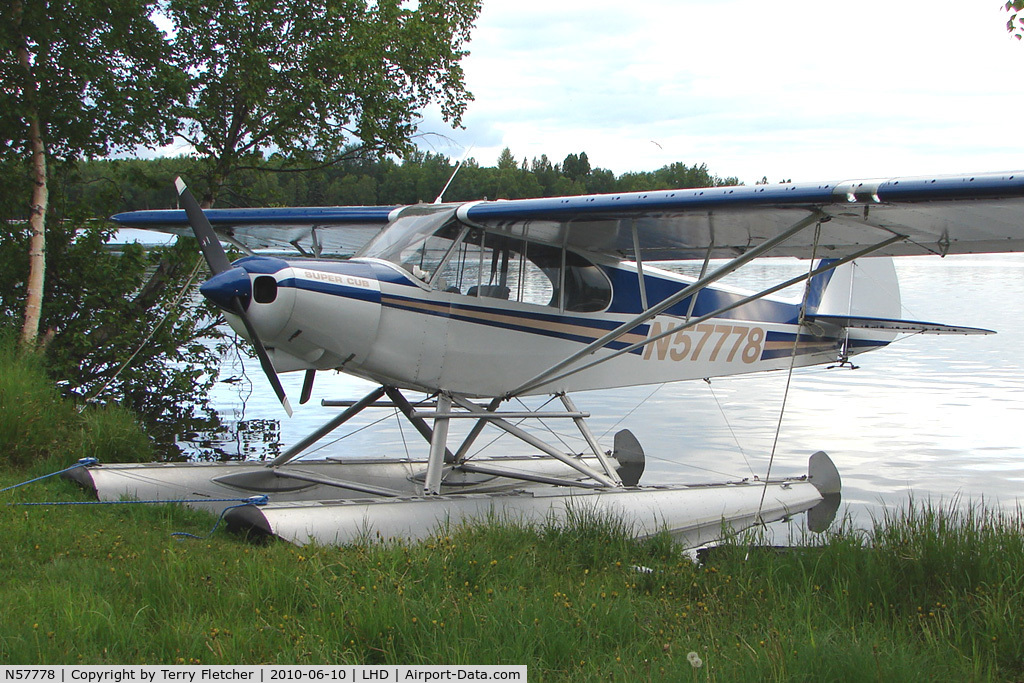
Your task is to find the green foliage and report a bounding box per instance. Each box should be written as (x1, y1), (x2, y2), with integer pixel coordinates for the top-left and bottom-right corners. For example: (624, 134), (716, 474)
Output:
(59, 156), (198, 214)
(0, 333), (153, 468)
(167, 0), (482, 204)
(0, 0), (182, 161)
(700, 503), (1024, 680)
(0, 202), (223, 458)
(2, 0), (186, 345)
(70, 150), (744, 212)
(561, 151), (591, 182)
(1, 492), (1022, 679)
(76, 404), (155, 464)
(1006, 1), (1024, 39)
(618, 161), (739, 193)
(495, 147), (518, 170)
(0, 332), (77, 467)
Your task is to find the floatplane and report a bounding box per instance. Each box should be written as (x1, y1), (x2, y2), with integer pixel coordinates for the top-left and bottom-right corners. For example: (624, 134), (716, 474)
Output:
(66, 171), (1024, 547)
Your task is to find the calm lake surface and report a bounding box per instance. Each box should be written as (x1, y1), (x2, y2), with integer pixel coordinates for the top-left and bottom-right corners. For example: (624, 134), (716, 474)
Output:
(188, 254), (1024, 529)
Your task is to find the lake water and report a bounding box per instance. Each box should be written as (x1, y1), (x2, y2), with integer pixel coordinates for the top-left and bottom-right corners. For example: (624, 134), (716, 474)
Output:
(189, 254), (1024, 530)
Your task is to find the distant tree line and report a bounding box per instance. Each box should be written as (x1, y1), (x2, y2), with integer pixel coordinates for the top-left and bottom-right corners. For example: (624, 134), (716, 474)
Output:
(59, 149), (742, 214)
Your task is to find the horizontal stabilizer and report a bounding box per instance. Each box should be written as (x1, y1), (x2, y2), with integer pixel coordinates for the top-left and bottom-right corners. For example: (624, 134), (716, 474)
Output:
(807, 314), (994, 335)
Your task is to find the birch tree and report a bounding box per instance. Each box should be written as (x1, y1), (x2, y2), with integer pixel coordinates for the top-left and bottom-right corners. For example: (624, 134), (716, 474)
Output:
(0, 0), (183, 346)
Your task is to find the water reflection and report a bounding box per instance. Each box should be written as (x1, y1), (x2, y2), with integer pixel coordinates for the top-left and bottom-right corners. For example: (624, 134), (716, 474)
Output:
(182, 254), (1024, 528)
(179, 417), (282, 462)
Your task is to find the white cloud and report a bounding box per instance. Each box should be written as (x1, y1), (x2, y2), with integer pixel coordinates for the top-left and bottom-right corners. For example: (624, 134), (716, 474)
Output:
(417, 0), (1024, 184)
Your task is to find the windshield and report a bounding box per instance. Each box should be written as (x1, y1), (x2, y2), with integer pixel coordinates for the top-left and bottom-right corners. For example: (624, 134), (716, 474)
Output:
(355, 206), (458, 270)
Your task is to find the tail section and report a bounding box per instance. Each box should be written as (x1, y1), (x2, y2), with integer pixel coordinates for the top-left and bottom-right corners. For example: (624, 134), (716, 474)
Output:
(805, 257), (993, 336)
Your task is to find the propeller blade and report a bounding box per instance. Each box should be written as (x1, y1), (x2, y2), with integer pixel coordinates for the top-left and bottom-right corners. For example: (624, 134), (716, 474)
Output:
(175, 177), (231, 276)
(300, 369), (315, 405)
(231, 296), (293, 417)
(175, 178), (292, 417)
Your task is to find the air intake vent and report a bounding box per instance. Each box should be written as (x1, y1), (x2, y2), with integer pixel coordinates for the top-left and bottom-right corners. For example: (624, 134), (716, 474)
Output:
(253, 276), (278, 303)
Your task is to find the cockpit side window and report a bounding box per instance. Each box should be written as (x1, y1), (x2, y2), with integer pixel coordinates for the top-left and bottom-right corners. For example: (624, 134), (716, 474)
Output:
(562, 251), (612, 312)
(359, 210), (610, 312)
(438, 233), (611, 312)
(441, 231), (555, 306)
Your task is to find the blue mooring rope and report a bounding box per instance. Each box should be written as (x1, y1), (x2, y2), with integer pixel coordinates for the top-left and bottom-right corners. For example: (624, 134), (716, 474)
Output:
(4, 458), (269, 541)
(13, 495), (268, 507)
(171, 496), (269, 541)
(0, 457), (98, 494)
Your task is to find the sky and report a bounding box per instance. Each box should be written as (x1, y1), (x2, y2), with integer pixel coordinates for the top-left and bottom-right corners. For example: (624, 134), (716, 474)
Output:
(414, 0), (1024, 186)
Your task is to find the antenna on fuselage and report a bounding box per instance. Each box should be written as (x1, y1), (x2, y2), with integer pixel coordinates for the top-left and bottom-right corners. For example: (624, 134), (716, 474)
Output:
(433, 146), (473, 204)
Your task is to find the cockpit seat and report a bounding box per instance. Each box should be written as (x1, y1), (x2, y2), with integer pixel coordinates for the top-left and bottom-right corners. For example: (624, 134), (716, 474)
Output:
(467, 284), (511, 299)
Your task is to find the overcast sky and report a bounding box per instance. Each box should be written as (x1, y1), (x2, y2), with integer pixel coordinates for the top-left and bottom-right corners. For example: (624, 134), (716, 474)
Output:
(415, 0), (1023, 186)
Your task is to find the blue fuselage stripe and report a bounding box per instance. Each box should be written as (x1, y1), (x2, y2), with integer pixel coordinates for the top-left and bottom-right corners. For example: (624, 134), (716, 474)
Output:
(379, 293), (650, 353)
(279, 278), (382, 304)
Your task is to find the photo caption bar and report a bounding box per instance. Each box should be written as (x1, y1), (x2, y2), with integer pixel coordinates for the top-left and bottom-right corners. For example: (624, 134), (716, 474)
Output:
(0, 667), (526, 683)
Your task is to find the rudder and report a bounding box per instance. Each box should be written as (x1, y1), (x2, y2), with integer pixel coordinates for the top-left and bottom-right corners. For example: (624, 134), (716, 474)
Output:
(805, 257), (902, 320)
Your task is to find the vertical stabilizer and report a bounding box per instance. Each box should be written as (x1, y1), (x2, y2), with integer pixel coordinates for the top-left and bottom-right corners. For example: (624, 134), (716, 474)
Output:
(806, 257), (902, 320)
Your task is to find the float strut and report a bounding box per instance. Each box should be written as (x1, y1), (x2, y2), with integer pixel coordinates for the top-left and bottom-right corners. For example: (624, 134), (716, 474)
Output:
(268, 385), (386, 467)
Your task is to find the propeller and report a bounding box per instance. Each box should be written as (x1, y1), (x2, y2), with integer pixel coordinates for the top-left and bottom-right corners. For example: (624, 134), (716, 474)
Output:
(300, 369), (316, 405)
(176, 178), (294, 417)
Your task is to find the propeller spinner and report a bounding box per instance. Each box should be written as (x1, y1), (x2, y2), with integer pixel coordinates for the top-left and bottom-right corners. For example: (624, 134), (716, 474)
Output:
(175, 178), (295, 417)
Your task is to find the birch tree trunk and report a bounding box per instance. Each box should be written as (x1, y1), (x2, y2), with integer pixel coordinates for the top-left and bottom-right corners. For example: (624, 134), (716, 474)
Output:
(14, 0), (48, 347)
(20, 130), (47, 347)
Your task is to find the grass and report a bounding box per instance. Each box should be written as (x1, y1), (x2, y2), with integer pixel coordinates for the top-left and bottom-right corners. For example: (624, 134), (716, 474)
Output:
(0, 333), (153, 469)
(4, 333), (1024, 679)
(2, 467), (1024, 681)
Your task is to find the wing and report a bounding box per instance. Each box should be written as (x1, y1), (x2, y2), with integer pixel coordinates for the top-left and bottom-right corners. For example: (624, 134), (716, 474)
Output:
(110, 205), (397, 255)
(457, 171), (1024, 260)
(111, 171), (1024, 260)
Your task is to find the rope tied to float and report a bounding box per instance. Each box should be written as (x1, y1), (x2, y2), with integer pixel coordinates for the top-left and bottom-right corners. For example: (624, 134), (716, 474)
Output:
(753, 221), (823, 532)
(11, 494), (268, 508)
(0, 457), (98, 495)
(4, 458), (267, 540)
(171, 495), (269, 541)
(10, 492), (269, 541)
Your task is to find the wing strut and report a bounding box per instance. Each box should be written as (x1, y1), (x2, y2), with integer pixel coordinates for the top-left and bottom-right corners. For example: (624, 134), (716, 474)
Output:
(631, 220), (649, 310)
(685, 243), (713, 321)
(506, 211), (827, 398)
(536, 232), (905, 389)
(532, 233), (907, 389)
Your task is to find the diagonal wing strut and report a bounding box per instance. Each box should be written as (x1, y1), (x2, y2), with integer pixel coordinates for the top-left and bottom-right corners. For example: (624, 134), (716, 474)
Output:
(506, 210), (826, 398)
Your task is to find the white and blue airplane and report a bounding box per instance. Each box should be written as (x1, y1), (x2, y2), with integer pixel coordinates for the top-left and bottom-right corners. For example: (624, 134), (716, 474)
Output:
(70, 171), (1024, 547)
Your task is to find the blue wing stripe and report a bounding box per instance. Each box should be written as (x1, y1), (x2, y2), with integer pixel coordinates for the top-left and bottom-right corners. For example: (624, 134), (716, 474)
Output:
(112, 206), (396, 228)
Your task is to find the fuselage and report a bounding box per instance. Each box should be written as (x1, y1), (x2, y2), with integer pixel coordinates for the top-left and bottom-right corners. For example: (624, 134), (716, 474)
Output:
(201, 208), (894, 397)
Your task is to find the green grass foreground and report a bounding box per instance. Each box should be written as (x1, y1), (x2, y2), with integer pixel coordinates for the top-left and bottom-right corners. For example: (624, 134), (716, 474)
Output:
(2, 471), (1024, 681)
(3, 342), (1023, 679)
